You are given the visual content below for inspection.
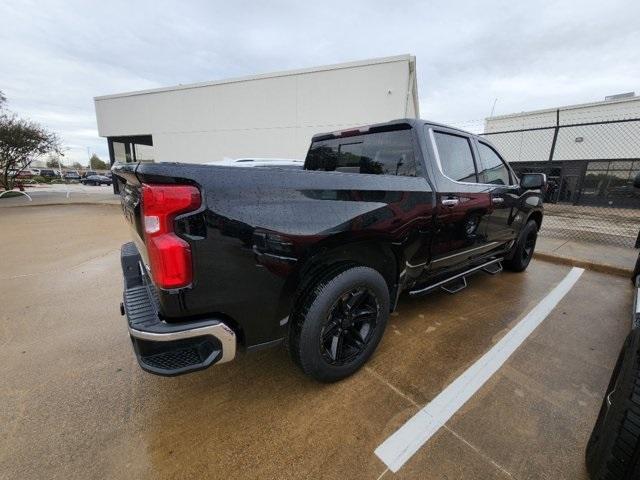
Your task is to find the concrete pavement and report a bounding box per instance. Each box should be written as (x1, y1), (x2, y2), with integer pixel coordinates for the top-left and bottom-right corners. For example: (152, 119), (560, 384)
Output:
(0, 184), (119, 207)
(535, 236), (638, 277)
(0, 203), (633, 479)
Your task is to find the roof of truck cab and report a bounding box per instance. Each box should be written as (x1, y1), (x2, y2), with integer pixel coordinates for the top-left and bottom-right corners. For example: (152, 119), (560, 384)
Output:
(311, 118), (475, 141)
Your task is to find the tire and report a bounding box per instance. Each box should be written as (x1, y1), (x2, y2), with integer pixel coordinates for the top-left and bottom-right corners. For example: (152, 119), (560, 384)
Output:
(504, 219), (538, 272)
(289, 266), (390, 382)
(586, 329), (640, 480)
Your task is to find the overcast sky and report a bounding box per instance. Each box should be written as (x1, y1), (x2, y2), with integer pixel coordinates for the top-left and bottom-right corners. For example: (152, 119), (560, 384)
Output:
(1, 0), (639, 165)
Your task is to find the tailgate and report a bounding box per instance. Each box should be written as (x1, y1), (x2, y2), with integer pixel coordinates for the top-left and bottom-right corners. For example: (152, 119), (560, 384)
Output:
(112, 162), (149, 268)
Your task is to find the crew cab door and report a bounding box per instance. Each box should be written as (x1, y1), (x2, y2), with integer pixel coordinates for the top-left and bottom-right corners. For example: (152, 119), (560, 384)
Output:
(425, 127), (494, 270)
(473, 139), (520, 244)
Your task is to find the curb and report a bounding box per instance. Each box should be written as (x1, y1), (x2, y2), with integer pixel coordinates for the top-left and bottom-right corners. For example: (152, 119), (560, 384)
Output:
(533, 251), (632, 278)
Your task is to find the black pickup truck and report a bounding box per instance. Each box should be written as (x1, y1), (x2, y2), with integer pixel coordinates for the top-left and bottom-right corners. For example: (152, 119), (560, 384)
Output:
(113, 118), (545, 382)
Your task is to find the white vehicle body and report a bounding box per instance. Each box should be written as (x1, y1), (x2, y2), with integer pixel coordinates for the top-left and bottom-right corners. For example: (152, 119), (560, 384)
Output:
(207, 158), (304, 168)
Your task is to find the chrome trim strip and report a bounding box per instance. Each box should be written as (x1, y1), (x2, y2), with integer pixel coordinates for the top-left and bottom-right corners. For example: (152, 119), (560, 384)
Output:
(406, 260), (428, 268)
(431, 242), (501, 264)
(128, 322), (237, 363)
(252, 246), (298, 262)
(409, 257), (503, 296)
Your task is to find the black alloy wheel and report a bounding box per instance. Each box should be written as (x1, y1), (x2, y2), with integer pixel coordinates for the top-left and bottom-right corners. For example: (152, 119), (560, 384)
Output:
(320, 287), (379, 366)
(505, 219), (538, 272)
(522, 228), (537, 263)
(289, 265), (390, 382)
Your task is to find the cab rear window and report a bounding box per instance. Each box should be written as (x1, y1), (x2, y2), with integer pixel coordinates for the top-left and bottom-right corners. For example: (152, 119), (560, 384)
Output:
(305, 129), (418, 177)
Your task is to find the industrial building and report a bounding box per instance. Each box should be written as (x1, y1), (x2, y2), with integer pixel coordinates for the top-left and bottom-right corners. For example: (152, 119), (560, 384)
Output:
(94, 55), (419, 169)
(484, 93), (640, 207)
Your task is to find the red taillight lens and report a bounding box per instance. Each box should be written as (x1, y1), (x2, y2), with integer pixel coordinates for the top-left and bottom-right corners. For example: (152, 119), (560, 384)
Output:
(142, 184), (201, 289)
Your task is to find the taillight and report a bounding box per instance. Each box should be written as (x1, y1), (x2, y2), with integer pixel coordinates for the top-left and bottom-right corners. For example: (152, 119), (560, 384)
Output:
(141, 184), (201, 289)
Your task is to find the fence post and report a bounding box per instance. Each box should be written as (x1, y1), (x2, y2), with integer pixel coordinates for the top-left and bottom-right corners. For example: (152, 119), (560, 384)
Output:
(548, 109), (560, 162)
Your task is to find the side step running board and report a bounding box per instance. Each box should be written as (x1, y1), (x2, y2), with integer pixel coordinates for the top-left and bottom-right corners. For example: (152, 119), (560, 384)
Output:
(441, 276), (467, 294)
(409, 258), (503, 297)
(482, 261), (503, 275)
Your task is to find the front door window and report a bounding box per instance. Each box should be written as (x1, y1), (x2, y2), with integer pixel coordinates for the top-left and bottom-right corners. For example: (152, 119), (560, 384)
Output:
(477, 142), (511, 185)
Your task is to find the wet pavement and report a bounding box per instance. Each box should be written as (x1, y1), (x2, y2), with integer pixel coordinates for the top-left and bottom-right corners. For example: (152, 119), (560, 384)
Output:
(0, 204), (633, 479)
(0, 184), (118, 208)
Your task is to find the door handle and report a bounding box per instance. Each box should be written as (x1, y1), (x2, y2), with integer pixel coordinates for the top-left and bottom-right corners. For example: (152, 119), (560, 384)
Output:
(492, 197), (504, 205)
(442, 198), (459, 207)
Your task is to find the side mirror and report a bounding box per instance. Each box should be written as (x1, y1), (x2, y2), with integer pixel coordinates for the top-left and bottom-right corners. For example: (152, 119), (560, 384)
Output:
(520, 173), (546, 190)
(634, 173), (640, 189)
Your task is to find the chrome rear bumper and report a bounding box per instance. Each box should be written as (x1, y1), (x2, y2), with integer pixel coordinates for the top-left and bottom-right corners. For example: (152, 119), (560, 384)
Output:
(120, 242), (237, 376)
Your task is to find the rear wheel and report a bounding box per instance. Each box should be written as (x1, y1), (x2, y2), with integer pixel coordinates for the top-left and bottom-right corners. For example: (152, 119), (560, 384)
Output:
(289, 266), (389, 382)
(504, 219), (538, 272)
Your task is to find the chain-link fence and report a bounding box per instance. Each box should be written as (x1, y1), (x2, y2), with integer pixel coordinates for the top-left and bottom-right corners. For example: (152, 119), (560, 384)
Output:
(478, 113), (640, 247)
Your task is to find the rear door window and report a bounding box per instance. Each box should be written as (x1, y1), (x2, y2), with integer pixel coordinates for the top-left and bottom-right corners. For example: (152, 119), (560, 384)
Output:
(305, 129), (418, 177)
(432, 131), (478, 183)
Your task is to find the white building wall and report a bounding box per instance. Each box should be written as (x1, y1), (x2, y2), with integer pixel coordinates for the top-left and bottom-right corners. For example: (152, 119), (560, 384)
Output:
(484, 96), (640, 162)
(95, 55), (418, 164)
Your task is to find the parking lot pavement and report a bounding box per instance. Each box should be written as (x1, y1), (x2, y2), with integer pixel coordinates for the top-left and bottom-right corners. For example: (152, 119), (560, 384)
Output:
(0, 204), (633, 479)
(0, 184), (118, 207)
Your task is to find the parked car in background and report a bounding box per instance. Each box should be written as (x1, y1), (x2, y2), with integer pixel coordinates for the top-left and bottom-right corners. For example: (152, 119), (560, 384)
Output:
(38, 169), (58, 179)
(63, 170), (81, 181)
(113, 118), (546, 382)
(82, 170), (98, 178)
(81, 174), (112, 186)
(17, 170), (33, 179)
(586, 173), (640, 480)
(7, 169), (33, 180)
(208, 157), (304, 168)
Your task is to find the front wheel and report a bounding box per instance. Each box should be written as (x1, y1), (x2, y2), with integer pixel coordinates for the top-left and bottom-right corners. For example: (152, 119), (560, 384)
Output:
(504, 219), (538, 272)
(289, 266), (390, 382)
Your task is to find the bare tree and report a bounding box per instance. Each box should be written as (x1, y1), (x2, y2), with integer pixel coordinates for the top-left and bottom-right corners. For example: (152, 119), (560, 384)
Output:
(0, 112), (61, 190)
(46, 154), (63, 168)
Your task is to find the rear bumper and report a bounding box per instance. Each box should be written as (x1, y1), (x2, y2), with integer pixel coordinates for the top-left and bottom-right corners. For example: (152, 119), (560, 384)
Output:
(120, 242), (236, 376)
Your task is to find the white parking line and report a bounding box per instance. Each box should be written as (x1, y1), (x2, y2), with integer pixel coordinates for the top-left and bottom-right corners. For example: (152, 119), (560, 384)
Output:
(374, 267), (585, 473)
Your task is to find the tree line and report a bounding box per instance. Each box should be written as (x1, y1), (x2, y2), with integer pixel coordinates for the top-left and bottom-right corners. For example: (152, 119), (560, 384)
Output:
(45, 153), (108, 171)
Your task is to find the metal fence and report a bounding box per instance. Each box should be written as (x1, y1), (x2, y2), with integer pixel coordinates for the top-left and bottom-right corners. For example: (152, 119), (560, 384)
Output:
(479, 113), (640, 247)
